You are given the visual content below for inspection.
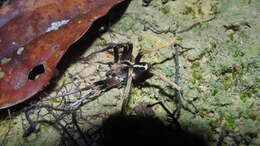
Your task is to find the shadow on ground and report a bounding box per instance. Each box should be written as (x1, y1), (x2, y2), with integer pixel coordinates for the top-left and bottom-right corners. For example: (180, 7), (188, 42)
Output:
(65, 113), (208, 146)
(100, 114), (207, 146)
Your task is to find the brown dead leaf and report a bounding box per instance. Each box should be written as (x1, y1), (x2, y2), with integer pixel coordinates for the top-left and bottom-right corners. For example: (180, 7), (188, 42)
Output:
(0, 0), (125, 109)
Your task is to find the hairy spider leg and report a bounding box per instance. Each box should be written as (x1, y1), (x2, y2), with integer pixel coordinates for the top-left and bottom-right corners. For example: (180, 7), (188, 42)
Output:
(84, 43), (131, 63)
(113, 46), (119, 63)
(119, 43), (133, 62)
(60, 43), (134, 107)
(104, 42), (133, 63)
(63, 77), (125, 107)
(110, 43), (134, 114)
(51, 83), (96, 99)
(51, 77), (120, 100)
(133, 42), (181, 90)
(135, 42), (176, 63)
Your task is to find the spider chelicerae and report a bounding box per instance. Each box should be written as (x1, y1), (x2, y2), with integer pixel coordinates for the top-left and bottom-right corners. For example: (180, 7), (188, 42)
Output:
(53, 42), (189, 114)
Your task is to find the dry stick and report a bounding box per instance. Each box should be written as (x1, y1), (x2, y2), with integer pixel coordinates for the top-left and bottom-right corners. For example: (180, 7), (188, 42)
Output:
(173, 46), (197, 116)
(149, 69), (182, 91)
(121, 67), (134, 114)
(177, 17), (216, 34)
(172, 45), (183, 118)
(142, 17), (215, 35)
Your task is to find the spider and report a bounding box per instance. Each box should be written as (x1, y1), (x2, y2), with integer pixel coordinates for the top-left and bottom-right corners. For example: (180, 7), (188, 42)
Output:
(53, 42), (185, 113)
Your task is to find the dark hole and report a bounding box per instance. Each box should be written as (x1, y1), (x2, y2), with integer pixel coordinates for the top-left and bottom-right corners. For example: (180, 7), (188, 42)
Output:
(28, 64), (45, 80)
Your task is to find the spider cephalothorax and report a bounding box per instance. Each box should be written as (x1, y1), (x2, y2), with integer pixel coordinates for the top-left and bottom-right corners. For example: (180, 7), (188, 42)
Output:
(94, 43), (152, 91)
(106, 60), (151, 84)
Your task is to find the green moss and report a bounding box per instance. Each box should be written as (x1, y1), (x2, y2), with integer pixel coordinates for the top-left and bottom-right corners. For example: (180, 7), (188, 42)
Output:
(175, 36), (183, 41)
(219, 65), (232, 75)
(192, 61), (200, 69)
(223, 75), (233, 90)
(159, 5), (171, 15)
(240, 88), (258, 102)
(210, 81), (221, 96)
(210, 4), (219, 15)
(222, 116), (235, 131)
(198, 8), (205, 16)
(182, 6), (196, 16)
(211, 87), (220, 96)
(192, 71), (202, 81)
(209, 119), (220, 127)
(113, 15), (140, 32)
(95, 37), (107, 46)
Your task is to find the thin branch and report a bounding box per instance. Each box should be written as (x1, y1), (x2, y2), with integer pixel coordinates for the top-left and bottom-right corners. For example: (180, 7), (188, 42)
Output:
(121, 67), (134, 114)
(177, 17), (216, 34)
(142, 17), (216, 35)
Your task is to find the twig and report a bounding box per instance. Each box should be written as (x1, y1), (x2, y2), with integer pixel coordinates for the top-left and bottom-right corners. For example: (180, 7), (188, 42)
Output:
(177, 17), (216, 34)
(121, 67), (134, 114)
(142, 17), (216, 35)
(173, 45), (197, 116)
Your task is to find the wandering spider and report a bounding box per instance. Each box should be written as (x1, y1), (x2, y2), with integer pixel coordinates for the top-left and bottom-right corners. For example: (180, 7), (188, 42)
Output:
(53, 42), (186, 114)
(22, 42), (196, 138)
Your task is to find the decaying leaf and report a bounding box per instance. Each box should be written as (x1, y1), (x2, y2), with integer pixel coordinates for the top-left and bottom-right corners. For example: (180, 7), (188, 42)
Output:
(0, 0), (125, 109)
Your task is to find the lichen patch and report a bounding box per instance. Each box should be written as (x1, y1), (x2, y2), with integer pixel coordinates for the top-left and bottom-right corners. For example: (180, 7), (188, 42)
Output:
(15, 81), (26, 89)
(46, 19), (70, 32)
(1, 57), (11, 65)
(51, 45), (60, 52)
(0, 71), (5, 79)
(17, 47), (25, 55)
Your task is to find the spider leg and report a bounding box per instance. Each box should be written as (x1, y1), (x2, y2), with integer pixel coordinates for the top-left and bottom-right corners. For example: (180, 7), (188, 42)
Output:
(149, 69), (181, 91)
(147, 101), (182, 130)
(135, 42), (175, 63)
(84, 43), (130, 63)
(119, 43), (133, 61)
(113, 46), (119, 63)
(51, 83), (96, 99)
(51, 77), (115, 100)
(69, 77), (124, 107)
(70, 90), (98, 107)
(84, 44), (117, 60)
